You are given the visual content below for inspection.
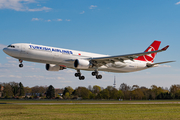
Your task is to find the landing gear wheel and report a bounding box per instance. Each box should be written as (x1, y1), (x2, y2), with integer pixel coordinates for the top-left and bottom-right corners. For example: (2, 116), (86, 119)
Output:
(75, 73), (78, 77)
(98, 75), (102, 79)
(96, 75), (102, 79)
(19, 64), (23, 68)
(79, 76), (85, 80)
(92, 72), (97, 76)
(75, 73), (81, 77)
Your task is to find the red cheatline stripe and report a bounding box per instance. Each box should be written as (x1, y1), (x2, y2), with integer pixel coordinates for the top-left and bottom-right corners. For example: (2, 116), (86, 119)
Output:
(59, 65), (66, 67)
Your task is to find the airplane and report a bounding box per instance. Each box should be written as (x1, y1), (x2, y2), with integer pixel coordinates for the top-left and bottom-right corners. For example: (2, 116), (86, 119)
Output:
(3, 40), (174, 80)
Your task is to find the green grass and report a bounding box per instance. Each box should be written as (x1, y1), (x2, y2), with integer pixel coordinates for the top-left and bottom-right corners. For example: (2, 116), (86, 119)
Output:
(0, 100), (180, 120)
(0, 104), (180, 120)
(0, 99), (180, 103)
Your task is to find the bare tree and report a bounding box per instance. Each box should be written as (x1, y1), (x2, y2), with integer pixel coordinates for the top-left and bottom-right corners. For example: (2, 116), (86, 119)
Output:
(119, 83), (131, 99)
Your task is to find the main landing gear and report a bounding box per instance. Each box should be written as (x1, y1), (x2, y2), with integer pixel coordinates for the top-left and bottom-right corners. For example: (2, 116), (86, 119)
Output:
(92, 71), (102, 79)
(74, 70), (102, 80)
(19, 59), (23, 68)
(75, 70), (85, 80)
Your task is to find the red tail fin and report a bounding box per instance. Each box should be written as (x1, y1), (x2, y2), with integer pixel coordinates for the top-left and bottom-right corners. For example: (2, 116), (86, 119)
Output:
(135, 40), (161, 62)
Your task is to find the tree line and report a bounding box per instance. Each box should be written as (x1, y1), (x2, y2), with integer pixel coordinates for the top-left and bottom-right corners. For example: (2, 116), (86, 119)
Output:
(0, 82), (180, 100)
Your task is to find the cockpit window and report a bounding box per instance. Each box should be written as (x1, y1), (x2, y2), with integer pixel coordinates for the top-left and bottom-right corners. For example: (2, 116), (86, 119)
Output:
(7, 45), (15, 48)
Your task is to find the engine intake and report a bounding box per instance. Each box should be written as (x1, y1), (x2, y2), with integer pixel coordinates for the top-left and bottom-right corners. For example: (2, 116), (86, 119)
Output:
(74, 59), (91, 69)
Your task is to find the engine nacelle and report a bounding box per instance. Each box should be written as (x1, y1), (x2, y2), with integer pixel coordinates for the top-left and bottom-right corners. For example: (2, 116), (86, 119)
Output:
(46, 64), (65, 71)
(74, 59), (91, 69)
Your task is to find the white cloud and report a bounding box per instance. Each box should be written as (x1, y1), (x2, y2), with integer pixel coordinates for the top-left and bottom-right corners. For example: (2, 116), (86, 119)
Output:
(159, 65), (171, 68)
(175, 1), (180, 5)
(89, 5), (97, 9)
(57, 19), (62, 21)
(9, 75), (22, 78)
(6, 57), (14, 60)
(80, 11), (85, 14)
(32, 18), (40, 21)
(28, 6), (51, 12)
(26, 75), (44, 79)
(66, 19), (71, 21)
(6, 57), (18, 63)
(0, 44), (6, 49)
(46, 19), (51, 22)
(25, 75), (65, 80)
(0, 75), (5, 77)
(32, 18), (73, 22)
(0, 75), (22, 78)
(57, 77), (66, 80)
(7, 60), (18, 64)
(0, 0), (51, 12)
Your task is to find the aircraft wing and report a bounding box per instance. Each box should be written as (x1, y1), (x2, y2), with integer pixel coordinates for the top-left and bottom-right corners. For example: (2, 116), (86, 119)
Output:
(89, 45), (169, 66)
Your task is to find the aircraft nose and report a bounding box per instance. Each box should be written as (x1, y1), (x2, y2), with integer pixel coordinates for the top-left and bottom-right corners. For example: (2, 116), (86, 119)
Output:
(3, 48), (10, 55)
(3, 48), (7, 53)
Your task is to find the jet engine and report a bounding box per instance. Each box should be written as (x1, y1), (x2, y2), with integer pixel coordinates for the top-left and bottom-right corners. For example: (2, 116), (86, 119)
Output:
(46, 64), (65, 71)
(74, 59), (92, 69)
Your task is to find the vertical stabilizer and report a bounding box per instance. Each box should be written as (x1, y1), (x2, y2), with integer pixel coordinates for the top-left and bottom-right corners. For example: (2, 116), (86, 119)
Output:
(135, 40), (161, 62)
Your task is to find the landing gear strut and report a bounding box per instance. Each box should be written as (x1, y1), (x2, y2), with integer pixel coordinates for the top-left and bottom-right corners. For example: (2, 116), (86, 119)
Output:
(19, 59), (23, 68)
(92, 70), (102, 79)
(75, 70), (85, 80)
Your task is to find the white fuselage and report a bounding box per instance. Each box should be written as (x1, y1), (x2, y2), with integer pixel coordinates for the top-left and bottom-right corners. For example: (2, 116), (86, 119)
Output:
(3, 43), (150, 73)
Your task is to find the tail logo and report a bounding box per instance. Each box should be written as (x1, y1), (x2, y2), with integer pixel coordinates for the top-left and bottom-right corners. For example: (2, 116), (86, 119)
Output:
(143, 46), (155, 62)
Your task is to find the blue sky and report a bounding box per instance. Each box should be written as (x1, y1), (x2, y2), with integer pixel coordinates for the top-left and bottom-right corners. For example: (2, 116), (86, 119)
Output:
(0, 0), (179, 89)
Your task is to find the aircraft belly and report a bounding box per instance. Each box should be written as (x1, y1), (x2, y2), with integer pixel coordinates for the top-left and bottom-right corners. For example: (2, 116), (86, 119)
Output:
(97, 61), (148, 73)
(137, 61), (148, 70)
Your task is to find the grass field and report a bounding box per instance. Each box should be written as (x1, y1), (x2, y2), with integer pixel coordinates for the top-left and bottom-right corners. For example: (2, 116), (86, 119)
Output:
(0, 100), (180, 120)
(0, 99), (180, 103)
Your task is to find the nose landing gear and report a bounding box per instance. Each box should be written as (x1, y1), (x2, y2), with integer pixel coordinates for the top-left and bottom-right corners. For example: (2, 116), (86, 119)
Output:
(19, 59), (23, 68)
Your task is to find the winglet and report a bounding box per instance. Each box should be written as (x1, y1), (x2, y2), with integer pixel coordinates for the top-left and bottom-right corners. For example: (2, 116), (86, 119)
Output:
(161, 45), (169, 51)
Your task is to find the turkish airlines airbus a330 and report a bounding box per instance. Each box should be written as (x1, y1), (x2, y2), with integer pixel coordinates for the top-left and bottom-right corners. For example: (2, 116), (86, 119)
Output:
(3, 40), (174, 80)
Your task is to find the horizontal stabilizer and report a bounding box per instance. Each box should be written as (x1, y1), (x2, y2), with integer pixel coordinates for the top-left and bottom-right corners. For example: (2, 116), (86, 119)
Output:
(146, 61), (175, 67)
